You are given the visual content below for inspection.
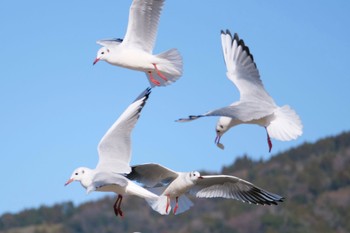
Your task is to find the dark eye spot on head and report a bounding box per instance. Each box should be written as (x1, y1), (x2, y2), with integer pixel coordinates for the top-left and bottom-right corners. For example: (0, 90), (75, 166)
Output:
(82, 170), (85, 174)
(220, 125), (224, 129)
(101, 52), (104, 55)
(75, 173), (78, 175)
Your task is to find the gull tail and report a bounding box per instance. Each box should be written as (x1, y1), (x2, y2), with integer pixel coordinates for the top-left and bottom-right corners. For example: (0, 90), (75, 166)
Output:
(146, 195), (170, 215)
(143, 186), (193, 215)
(144, 186), (169, 215)
(171, 195), (194, 215)
(147, 49), (183, 87)
(145, 195), (194, 215)
(267, 105), (303, 141)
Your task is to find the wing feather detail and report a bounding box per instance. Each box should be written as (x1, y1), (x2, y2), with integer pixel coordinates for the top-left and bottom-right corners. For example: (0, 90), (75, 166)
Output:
(189, 175), (284, 205)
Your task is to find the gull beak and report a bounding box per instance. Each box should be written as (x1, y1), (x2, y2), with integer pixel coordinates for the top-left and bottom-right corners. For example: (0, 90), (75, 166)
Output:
(198, 176), (204, 179)
(64, 178), (74, 186)
(93, 58), (100, 65)
(215, 133), (221, 144)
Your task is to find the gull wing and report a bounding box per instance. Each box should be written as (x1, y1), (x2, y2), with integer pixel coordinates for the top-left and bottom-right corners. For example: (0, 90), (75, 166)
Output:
(221, 30), (275, 104)
(87, 172), (128, 193)
(176, 100), (275, 123)
(127, 163), (179, 187)
(189, 175), (284, 205)
(122, 0), (164, 53)
(96, 88), (151, 174)
(96, 38), (123, 48)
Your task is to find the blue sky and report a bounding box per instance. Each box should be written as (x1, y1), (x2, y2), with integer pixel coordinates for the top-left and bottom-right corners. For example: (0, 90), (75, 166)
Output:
(1, 0), (349, 215)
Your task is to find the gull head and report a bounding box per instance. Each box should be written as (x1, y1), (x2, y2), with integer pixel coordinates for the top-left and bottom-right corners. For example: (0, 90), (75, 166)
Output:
(188, 171), (203, 183)
(93, 47), (110, 65)
(215, 117), (233, 150)
(65, 167), (91, 187)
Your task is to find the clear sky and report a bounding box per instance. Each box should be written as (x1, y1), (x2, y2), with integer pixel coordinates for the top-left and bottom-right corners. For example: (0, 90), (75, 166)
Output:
(1, 0), (349, 215)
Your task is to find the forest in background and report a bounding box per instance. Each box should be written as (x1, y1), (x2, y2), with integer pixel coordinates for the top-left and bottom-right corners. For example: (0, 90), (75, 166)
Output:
(1, 131), (350, 233)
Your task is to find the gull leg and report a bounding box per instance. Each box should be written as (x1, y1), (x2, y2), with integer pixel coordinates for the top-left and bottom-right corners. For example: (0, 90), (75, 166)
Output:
(165, 195), (170, 214)
(113, 195), (124, 217)
(148, 71), (160, 86)
(173, 197), (179, 214)
(265, 127), (272, 152)
(153, 63), (168, 81)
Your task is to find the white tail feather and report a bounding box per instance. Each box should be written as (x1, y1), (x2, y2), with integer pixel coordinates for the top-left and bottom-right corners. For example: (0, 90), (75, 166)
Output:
(267, 105), (303, 141)
(171, 195), (194, 215)
(146, 49), (183, 87)
(145, 192), (193, 215)
(146, 195), (170, 215)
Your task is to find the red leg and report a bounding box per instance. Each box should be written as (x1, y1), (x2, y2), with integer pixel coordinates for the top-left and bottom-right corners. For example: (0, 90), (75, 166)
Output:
(113, 196), (120, 216)
(113, 195), (123, 217)
(117, 195), (123, 217)
(153, 63), (168, 81)
(265, 127), (272, 152)
(165, 195), (170, 214)
(148, 71), (161, 86)
(173, 197), (179, 214)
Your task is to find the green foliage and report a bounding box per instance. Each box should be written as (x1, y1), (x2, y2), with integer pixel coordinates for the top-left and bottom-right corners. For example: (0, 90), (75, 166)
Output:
(1, 131), (350, 233)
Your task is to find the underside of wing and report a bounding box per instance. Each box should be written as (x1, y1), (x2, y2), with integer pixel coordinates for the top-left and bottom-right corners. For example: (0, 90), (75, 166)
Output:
(190, 175), (284, 205)
(127, 163), (178, 187)
(123, 0), (164, 53)
(96, 88), (151, 174)
(221, 30), (275, 104)
(87, 172), (128, 193)
(177, 100), (275, 123)
(206, 100), (275, 122)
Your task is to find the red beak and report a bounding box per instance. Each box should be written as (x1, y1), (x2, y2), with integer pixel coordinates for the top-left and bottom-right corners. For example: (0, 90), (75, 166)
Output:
(93, 58), (100, 65)
(64, 178), (74, 186)
(198, 176), (204, 179)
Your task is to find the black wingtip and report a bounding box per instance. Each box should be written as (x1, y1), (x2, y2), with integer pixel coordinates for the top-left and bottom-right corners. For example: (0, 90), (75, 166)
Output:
(230, 31), (256, 68)
(221, 29), (233, 37)
(175, 115), (203, 123)
(141, 87), (152, 105)
(144, 87), (152, 98)
(134, 87), (152, 103)
(222, 29), (254, 62)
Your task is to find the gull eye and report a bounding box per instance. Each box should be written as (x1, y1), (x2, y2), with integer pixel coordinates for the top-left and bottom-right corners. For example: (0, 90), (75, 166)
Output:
(75, 172), (78, 175)
(101, 52), (105, 55)
(220, 125), (224, 129)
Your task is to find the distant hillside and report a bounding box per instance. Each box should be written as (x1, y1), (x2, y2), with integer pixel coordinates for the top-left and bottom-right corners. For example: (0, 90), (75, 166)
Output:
(1, 131), (350, 233)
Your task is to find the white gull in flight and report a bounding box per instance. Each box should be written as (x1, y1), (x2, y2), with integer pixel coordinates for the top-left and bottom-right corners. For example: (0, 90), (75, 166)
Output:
(65, 88), (167, 217)
(127, 163), (284, 215)
(93, 0), (183, 87)
(177, 30), (302, 152)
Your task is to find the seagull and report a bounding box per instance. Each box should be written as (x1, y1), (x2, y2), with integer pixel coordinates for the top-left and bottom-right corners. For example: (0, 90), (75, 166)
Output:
(93, 0), (183, 87)
(65, 88), (167, 217)
(127, 163), (284, 215)
(177, 30), (302, 152)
